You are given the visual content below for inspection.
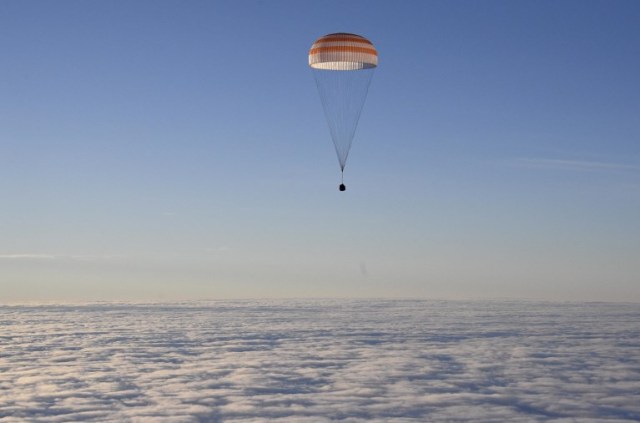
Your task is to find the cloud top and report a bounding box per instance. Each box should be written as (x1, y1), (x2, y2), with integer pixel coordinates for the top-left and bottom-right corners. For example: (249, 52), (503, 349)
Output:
(1, 299), (639, 421)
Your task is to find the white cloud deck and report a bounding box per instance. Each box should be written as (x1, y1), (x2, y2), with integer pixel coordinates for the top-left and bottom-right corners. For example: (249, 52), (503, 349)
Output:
(1, 299), (639, 421)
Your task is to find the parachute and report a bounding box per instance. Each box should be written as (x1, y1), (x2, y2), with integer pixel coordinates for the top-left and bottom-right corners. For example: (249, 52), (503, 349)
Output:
(309, 33), (378, 191)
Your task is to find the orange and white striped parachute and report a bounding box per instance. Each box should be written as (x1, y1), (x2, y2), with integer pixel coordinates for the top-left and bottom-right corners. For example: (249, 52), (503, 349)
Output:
(309, 33), (378, 191)
(309, 33), (378, 71)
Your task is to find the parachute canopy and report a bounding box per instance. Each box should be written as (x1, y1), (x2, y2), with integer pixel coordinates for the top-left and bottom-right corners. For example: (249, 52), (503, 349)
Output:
(309, 33), (377, 181)
(309, 33), (378, 70)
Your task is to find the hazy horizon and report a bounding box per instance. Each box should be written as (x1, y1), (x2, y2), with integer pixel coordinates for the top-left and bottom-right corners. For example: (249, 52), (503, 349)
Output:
(2, 295), (640, 307)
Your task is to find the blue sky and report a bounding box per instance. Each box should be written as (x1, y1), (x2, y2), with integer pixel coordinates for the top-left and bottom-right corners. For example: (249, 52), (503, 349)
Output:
(1, 0), (639, 302)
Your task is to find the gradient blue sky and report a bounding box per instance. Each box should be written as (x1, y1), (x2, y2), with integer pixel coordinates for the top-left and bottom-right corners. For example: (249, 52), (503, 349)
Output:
(1, 0), (639, 302)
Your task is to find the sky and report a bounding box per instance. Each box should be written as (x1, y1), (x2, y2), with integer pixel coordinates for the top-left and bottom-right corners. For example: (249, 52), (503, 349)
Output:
(1, 0), (639, 302)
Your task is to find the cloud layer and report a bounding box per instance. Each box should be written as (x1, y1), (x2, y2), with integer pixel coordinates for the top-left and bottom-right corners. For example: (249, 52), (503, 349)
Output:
(1, 299), (639, 422)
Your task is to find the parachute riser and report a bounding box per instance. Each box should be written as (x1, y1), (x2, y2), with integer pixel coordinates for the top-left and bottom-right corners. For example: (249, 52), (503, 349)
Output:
(339, 169), (346, 191)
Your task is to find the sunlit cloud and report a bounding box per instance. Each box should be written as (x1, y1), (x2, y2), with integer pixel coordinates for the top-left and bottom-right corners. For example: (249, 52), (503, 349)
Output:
(0, 254), (57, 260)
(1, 300), (638, 421)
(512, 158), (640, 172)
(0, 254), (120, 261)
